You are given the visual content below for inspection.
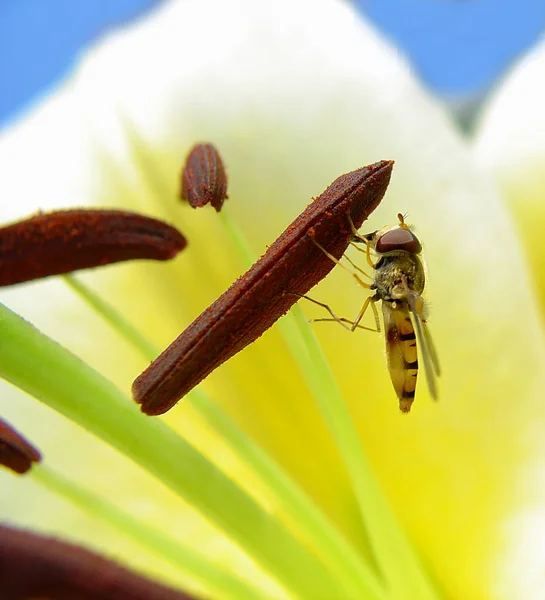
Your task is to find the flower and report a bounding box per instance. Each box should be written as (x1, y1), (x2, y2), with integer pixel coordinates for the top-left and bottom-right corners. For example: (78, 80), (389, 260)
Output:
(1, 0), (545, 598)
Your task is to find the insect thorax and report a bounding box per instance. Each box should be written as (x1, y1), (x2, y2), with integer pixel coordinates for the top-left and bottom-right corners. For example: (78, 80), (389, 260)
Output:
(373, 252), (425, 303)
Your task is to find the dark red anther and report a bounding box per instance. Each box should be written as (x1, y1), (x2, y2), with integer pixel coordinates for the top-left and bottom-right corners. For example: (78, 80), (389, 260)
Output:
(0, 209), (187, 286)
(134, 160), (393, 415)
(0, 525), (197, 600)
(0, 418), (41, 474)
(181, 143), (228, 212)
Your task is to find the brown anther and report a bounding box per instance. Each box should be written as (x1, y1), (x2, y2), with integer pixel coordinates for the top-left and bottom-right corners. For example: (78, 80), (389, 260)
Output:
(0, 209), (187, 286)
(0, 418), (41, 474)
(0, 524), (197, 600)
(134, 160), (393, 415)
(181, 143), (228, 211)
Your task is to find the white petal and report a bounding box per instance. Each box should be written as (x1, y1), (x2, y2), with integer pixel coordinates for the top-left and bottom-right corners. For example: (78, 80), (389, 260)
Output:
(475, 38), (545, 177)
(474, 40), (545, 597)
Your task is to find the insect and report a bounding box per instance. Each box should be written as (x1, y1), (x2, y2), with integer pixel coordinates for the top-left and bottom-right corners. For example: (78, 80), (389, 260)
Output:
(304, 213), (440, 412)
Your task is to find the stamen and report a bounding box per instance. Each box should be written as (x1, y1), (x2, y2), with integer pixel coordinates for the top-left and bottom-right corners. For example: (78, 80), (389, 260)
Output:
(180, 143), (228, 212)
(0, 418), (41, 474)
(0, 209), (187, 286)
(133, 160), (393, 415)
(0, 524), (197, 599)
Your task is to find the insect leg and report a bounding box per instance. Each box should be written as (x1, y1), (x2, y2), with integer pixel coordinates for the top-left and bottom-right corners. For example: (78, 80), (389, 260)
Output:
(307, 233), (371, 289)
(343, 252), (373, 280)
(311, 317), (378, 331)
(289, 293), (354, 331)
(349, 241), (377, 270)
(347, 214), (377, 269)
(290, 293), (379, 332)
(351, 295), (380, 332)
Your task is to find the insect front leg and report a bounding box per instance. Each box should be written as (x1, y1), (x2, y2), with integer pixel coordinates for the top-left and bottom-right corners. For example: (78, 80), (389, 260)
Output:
(350, 240), (378, 270)
(347, 214), (377, 269)
(343, 252), (373, 280)
(307, 232), (372, 289)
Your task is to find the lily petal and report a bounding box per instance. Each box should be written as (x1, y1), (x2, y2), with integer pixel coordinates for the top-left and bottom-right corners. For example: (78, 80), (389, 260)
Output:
(474, 38), (545, 310)
(1, 1), (545, 599)
(473, 37), (545, 598)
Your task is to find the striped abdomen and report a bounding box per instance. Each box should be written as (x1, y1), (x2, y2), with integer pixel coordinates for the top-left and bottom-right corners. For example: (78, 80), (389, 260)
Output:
(382, 302), (418, 413)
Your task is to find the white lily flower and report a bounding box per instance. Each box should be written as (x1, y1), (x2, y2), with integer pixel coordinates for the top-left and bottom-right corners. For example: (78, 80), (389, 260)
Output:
(1, 1), (544, 598)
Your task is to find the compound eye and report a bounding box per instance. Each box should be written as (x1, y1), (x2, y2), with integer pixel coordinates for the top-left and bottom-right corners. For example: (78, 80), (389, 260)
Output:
(375, 228), (422, 254)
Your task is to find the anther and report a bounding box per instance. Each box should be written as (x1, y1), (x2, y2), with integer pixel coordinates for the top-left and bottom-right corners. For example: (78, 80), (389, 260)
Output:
(0, 209), (187, 286)
(134, 160), (394, 415)
(180, 143), (228, 212)
(0, 418), (41, 474)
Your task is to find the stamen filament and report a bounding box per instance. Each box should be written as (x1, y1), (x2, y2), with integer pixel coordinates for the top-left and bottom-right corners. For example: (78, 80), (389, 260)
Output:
(63, 274), (159, 361)
(217, 209), (257, 268)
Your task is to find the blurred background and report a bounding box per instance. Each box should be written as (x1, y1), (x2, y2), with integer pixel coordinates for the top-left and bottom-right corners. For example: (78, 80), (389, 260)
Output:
(1, 0), (544, 131)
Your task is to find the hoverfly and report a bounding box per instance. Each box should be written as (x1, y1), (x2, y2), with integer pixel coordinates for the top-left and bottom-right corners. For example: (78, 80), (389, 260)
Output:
(352, 213), (440, 412)
(304, 213), (439, 412)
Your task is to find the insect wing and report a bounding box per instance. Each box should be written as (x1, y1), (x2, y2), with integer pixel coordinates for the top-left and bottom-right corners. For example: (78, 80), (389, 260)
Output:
(407, 293), (439, 400)
(382, 302), (418, 413)
(422, 319), (441, 377)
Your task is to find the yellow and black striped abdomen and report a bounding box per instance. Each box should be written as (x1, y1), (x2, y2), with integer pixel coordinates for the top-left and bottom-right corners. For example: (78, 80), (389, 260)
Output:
(382, 302), (418, 413)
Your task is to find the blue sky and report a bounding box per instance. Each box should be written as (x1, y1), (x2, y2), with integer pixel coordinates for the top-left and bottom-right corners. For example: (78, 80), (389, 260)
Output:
(1, 0), (544, 126)
(361, 0), (545, 95)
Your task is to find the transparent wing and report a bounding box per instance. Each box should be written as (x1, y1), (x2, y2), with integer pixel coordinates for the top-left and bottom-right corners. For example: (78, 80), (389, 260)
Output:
(407, 292), (439, 400)
(422, 318), (441, 377)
